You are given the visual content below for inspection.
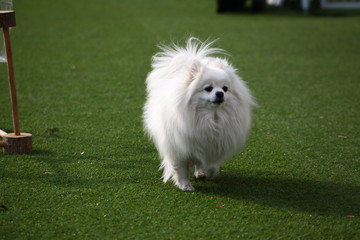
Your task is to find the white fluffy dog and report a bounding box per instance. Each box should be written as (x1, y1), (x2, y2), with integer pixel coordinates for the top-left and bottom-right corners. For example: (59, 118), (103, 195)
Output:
(143, 37), (255, 191)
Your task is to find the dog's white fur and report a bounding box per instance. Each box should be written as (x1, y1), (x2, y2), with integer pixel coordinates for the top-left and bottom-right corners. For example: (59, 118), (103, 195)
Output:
(143, 37), (255, 191)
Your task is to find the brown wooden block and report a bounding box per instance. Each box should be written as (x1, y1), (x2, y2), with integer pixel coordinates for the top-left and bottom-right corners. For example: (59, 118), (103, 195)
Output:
(1, 133), (32, 154)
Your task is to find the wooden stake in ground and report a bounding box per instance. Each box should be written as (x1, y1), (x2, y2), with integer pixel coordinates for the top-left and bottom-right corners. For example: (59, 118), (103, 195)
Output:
(0, 10), (32, 154)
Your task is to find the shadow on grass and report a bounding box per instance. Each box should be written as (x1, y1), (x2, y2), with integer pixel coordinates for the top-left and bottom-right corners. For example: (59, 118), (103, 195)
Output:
(196, 173), (360, 217)
(3, 149), (358, 217)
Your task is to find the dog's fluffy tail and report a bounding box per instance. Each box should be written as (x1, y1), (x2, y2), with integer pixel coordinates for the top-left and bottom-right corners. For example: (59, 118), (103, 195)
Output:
(151, 37), (226, 72)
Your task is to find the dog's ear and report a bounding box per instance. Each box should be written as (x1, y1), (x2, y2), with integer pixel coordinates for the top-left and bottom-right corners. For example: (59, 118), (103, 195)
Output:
(189, 60), (203, 82)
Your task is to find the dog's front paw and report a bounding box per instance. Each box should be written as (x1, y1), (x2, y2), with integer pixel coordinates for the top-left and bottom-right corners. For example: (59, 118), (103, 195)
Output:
(205, 166), (219, 179)
(180, 183), (195, 192)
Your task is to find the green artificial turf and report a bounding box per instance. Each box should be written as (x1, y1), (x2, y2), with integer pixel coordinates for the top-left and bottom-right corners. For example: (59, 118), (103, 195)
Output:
(1, 0), (360, 239)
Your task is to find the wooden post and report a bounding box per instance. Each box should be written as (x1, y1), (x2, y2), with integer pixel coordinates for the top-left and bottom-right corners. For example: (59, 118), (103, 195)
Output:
(0, 10), (32, 154)
(3, 26), (20, 135)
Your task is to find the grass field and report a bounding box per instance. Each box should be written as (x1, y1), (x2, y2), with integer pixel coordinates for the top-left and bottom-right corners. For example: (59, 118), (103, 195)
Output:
(1, 0), (360, 239)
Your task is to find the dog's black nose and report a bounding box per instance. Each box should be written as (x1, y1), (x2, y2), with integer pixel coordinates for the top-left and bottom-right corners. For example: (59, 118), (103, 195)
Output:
(216, 91), (224, 98)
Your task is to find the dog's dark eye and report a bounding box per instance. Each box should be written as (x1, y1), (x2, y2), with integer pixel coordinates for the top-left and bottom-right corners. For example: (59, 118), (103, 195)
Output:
(204, 86), (213, 92)
(222, 86), (228, 92)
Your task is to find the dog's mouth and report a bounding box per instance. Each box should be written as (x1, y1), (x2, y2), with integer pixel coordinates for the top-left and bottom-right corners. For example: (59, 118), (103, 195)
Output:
(212, 99), (224, 105)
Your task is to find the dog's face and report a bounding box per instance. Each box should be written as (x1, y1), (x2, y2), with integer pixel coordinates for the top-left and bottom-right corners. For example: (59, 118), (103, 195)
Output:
(191, 66), (232, 109)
